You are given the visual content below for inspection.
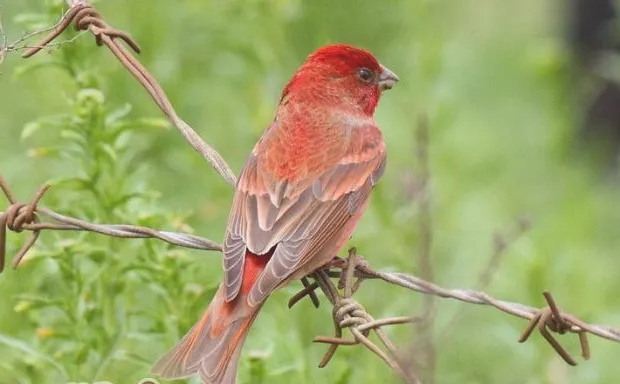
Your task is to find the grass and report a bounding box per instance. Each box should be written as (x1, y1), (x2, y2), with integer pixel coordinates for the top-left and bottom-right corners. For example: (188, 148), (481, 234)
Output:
(1, 0), (619, 383)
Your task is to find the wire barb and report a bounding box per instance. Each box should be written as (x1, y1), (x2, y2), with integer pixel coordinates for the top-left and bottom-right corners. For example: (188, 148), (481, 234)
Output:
(518, 291), (591, 366)
(288, 277), (320, 309)
(308, 249), (421, 384)
(0, 178), (49, 272)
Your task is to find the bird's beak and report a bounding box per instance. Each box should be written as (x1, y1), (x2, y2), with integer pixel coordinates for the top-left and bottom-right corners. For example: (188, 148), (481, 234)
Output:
(378, 64), (399, 91)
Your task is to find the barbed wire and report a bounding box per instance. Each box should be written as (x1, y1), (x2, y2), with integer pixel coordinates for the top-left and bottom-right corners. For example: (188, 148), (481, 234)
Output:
(0, 178), (221, 273)
(2, 175), (620, 379)
(1, 1), (619, 383)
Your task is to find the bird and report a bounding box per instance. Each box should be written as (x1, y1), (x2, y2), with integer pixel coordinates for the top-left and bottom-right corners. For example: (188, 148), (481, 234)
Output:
(152, 43), (399, 384)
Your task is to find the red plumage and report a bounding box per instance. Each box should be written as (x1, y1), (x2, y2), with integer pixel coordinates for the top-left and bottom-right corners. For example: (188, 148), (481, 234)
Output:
(152, 43), (398, 384)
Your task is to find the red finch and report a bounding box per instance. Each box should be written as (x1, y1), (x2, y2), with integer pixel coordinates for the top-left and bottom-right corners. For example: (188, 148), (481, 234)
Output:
(152, 43), (398, 384)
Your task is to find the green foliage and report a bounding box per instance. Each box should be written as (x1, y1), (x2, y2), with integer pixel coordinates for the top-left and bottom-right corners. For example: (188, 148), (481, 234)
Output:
(1, 1), (620, 384)
(1, 3), (215, 384)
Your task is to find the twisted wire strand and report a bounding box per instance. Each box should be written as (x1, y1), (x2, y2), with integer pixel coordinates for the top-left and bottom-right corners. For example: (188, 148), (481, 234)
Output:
(0, 178), (221, 272)
(2, 176), (620, 381)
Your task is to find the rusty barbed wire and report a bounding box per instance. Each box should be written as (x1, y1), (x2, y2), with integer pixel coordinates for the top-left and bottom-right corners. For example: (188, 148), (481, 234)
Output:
(2, 0), (620, 382)
(0, 177), (221, 272)
(308, 248), (422, 384)
(293, 255), (620, 369)
(2, 177), (620, 375)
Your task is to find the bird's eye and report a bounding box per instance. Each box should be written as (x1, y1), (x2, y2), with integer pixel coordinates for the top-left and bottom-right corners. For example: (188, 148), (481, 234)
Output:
(357, 68), (374, 83)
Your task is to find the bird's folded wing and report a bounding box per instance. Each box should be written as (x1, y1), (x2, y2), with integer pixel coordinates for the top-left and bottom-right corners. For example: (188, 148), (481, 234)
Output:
(222, 122), (386, 305)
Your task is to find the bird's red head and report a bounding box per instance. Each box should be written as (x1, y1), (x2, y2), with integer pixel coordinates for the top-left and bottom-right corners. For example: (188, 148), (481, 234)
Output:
(281, 44), (399, 116)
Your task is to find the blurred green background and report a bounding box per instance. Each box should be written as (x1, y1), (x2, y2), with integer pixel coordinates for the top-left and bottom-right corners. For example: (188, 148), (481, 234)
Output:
(1, 0), (619, 383)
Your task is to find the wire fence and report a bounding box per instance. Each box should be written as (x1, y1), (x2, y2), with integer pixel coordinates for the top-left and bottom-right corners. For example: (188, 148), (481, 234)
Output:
(1, 1), (620, 383)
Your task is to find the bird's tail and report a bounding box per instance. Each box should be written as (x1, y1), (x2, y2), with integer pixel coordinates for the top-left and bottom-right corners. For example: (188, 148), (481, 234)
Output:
(152, 284), (263, 384)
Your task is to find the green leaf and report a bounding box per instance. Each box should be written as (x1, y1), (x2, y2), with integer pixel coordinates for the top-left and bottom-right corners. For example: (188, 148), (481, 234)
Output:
(109, 192), (149, 209)
(26, 146), (60, 158)
(55, 259), (76, 281)
(47, 176), (90, 190)
(118, 263), (165, 277)
(13, 295), (64, 311)
(0, 333), (69, 379)
(133, 117), (172, 129)
(59, 145), (86, 161)
(60, 129), (87, 145)
(76, 88), (105, 107)
(113, 351), (152, 368)
(98, 143), (118, 162)
(248, 351), (268, 384)
(114, 118), (172, 132)
(0, 360), (31, 384)
(21, 122), (41, 141)
(74, 344), (90, 365)
(105, 103), (133, 126)
(13, 301), (32, 313)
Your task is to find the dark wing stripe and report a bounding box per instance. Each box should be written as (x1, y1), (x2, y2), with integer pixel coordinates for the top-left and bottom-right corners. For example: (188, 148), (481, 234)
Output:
(371, 156), (387, 184)
(223, 234), (245, 298)
(348, 187), (366, 214)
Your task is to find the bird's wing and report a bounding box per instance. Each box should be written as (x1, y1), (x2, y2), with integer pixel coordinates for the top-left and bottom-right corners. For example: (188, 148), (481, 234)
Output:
(222, 121), (386, 306)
